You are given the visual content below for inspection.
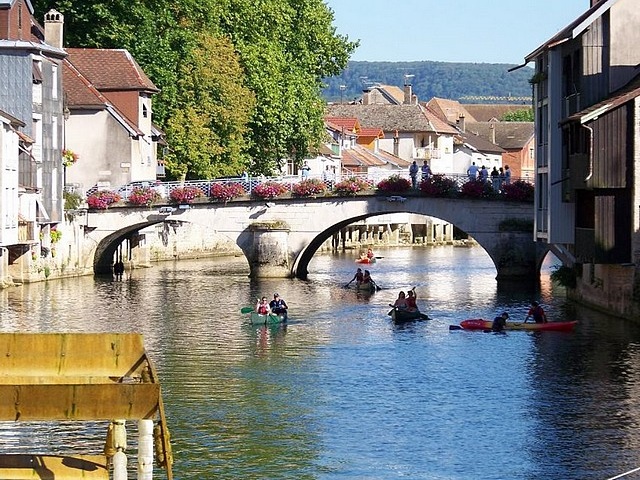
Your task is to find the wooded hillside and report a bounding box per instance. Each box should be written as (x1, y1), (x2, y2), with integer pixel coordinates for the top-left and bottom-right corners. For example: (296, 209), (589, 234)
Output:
(323, 61), (534, 104)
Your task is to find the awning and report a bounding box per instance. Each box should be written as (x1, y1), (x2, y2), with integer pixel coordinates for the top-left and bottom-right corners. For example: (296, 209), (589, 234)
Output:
(35, 199), (50, 222)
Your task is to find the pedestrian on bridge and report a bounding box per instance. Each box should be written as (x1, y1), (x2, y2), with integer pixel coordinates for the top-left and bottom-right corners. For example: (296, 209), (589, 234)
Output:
(467, 162), (479, 180)
(409, 161), (419, 189)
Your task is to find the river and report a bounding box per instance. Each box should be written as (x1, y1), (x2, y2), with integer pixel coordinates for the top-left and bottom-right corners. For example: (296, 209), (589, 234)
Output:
(2, 246), (640, 480)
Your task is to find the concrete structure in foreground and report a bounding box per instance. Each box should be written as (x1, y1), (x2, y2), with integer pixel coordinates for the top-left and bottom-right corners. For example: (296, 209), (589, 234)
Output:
(78, 195), (540, 281)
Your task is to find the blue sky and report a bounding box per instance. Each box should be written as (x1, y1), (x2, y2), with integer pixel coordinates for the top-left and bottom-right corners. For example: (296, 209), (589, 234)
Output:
(324, 0), (589, 64)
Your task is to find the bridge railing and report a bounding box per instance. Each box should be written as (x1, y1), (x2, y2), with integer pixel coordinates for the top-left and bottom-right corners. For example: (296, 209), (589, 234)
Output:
(98, 171), (532, 203)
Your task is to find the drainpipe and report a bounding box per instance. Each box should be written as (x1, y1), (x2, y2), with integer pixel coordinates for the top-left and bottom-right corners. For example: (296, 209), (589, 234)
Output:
(582, 124), (593, 181)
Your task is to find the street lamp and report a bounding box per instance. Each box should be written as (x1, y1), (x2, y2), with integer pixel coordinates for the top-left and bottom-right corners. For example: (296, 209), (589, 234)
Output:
(339, 85), (346, 104)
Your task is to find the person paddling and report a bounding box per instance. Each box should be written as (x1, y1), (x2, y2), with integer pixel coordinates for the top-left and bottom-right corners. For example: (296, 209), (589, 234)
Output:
(256, 296), (270, 315)
(345, 268), (364, 287)
(525, 301), (547, 323)
(406, 287), (418, 312)
(269, 293), (288, 315)
(492, 312), (509, 332)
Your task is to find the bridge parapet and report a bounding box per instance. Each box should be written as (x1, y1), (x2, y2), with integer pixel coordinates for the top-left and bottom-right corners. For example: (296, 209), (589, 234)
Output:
(82, 195), (537, 281)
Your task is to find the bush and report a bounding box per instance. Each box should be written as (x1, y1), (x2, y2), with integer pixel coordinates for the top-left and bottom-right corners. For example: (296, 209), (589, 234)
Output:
(419, 174), (458, 197)
(376, 175), (411, 193)
(127, 187), (161, 206)
(210, 182), (246, 202)
(333, 177), (371, 196)
(460, 179), (495, 199)
(292, 179), (327, 197)
(502, 180), (534, 202)
(252, 182), (289, 200)
(87, 191), (121, 209)
(170, 186), (204, 204)
(63, 191), (83, 210)
(550, 265), (577, 288)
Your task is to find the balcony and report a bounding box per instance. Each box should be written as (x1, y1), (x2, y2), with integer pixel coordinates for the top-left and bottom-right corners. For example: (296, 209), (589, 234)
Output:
(414, 147), (440, 160)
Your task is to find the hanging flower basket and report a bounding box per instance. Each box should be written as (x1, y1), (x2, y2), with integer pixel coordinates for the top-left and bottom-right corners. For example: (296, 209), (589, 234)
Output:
(169, 186), (204, 204)
(87, 191), (121, 209)
(62, 149), (79, 167)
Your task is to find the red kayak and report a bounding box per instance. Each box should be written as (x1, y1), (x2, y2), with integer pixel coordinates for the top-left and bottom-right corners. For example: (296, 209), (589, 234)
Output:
(459, 318), (577, 332)
(355, 257), (376, 264)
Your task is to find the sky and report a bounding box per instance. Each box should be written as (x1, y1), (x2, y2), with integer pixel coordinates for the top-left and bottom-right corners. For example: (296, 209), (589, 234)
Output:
(324, 0), (590, 64)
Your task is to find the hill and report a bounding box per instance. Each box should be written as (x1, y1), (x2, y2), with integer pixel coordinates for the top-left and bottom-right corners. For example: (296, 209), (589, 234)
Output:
(322, 61), (535, 104)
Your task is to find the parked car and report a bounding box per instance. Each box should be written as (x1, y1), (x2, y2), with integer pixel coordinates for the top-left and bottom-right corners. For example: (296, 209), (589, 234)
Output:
(116, 180), (166, 200)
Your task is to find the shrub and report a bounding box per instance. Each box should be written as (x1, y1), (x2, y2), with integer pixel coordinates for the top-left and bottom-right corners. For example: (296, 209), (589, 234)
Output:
(63, 191), (82, 210)
(127, 187), (161, 206)
(419, 174), (458, 197)
(460, 179), (496, 199)
(292, 179), (327, 197)
(210, 182), (246, 202)
(170, 186), (204, 204)
(502, 180), (534, 202)
(62, 149), (79, 167)
(376, 175), (411, 193)
(87, 191), (121, 209)
(50, 229), (62, 243)
(333, 177), (371, 196)
(252, 182), (289, 200)
(550, 265), (577, 288)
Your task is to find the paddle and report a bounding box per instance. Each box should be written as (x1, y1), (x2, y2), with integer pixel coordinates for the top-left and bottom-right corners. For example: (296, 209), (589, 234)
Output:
(372, 280), (382, 291)
(343, 278), (355, 288)
(449, 325), (462, 330)
(375, 256), (384, 259)
(240, 306), (253, 314)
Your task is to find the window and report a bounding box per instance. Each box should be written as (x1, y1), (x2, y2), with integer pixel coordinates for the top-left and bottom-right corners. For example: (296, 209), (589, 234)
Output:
(51, 64), (58, 99)
(142, 105), (148, 118)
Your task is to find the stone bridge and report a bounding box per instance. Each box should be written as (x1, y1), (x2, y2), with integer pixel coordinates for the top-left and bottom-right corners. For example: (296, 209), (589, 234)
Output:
(83, 195), (544, 281)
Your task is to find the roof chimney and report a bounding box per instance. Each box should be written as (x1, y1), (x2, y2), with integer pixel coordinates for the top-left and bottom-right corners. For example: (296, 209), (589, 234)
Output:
(403, 74), (414, 105)
(44, 9), (64, 49)
(490, 122), (496, 144)
(362, 88), (371, 105)
(457, 114), (466, 133)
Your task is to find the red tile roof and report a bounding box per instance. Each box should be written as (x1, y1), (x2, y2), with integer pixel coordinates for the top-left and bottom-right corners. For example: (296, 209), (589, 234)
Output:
(65, 48), (159, 92)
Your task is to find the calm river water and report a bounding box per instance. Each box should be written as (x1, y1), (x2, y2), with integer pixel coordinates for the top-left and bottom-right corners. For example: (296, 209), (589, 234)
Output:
(2, 246), (640, 480)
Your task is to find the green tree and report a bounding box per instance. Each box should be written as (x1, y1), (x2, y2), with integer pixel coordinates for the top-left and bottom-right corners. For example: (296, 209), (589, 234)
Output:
(33, 0), (357, 176)
(165, 33), (255, 179)
(218, 0), (357, 173)
(502, 109), (534, 122)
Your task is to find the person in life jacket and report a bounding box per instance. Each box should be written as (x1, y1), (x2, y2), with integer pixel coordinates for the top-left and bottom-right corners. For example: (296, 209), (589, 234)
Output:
(269, 293), (288, 315)
(256, 296), (270, 315)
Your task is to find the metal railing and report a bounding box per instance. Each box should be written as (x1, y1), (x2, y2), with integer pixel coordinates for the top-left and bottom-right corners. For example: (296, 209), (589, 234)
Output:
(89, 171), (533, 202)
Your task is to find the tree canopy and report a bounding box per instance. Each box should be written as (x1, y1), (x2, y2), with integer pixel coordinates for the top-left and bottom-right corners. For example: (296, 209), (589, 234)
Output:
(33, 0), (357, 177)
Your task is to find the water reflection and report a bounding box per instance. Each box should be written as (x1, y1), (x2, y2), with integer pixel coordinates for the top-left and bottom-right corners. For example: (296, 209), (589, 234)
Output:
(1, 247), (640, 479)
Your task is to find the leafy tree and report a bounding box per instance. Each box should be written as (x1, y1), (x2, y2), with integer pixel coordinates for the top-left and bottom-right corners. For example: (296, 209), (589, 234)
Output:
(165, 33), (255, 179)
(501, 108), (534, 122)
(218, 0), (357, 173)
(33, 0), (357, 177)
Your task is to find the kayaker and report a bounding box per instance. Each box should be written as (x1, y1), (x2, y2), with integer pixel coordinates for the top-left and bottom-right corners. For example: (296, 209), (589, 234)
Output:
(269, 293), (288, 315)
(366, 248), (374, 260)
(525, 301), (548, 323)
(256, 296), (270, 315)
(492, 312), (509, 332)
(406, 287), (418, 312)
(391, 291), (408, 310)
(348, 268), (364, 286)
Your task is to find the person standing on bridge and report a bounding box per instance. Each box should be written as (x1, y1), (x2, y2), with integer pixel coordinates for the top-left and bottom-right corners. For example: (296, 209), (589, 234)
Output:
(467, 162), (479, 180)
(421, 161), (432, 183)
(301, 161), (311, 180)
(409, 161), (419, 189)
(504, 165), (512, 185)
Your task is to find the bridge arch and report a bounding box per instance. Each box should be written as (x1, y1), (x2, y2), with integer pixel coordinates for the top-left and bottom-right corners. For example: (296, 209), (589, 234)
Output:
(82, 196), (539, 281)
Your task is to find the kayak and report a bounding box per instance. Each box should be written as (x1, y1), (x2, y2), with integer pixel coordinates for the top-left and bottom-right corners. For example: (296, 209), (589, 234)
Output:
(389, 308), (429, 323)
(356, 281), (376, 292)
(355, 257), (376, 264)
(250, 311), (288, 325)
(458, 318), (577, 332)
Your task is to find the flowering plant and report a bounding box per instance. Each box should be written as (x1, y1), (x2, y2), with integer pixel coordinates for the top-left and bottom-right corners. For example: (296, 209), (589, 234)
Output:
(502, 180), (534, 202)
(292, 179), (327, 197)
(376, 175), (411, 193)
(210, 182), (246, 202)
(169, 186), (204, 204)
(333, 177), (371, 196)
(62, 149), (79, 167)
(127, 187), (161, 206)
(87, 190), (121, 209)
(460, 179), (496, 199)
(252, 182), (289, 200)
(419, 174), (458, 197)
(50, 229), (62, 243)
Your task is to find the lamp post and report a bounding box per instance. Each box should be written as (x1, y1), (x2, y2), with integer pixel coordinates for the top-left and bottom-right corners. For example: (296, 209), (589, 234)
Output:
(339, 85), (346, 104)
